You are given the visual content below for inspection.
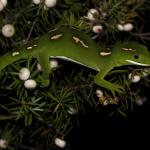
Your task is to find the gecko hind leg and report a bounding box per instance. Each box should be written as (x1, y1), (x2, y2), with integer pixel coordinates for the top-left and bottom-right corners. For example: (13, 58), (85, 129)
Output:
(94, 72), (124, 96)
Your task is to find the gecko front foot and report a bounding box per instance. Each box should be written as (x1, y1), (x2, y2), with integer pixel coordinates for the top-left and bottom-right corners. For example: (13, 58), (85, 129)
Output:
(94, 77), (124, 95)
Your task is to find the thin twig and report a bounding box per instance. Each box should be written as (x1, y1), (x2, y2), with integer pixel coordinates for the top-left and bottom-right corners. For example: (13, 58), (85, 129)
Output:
(130, 32), (150, 40)
(25, 7), (41, 44)
(15, 144), (37, 150)
(131, 0), (146, 11)
(131, 32), (150, 36)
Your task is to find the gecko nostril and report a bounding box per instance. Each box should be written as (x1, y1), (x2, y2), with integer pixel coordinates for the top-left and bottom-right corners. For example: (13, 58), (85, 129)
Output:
(134, 55), (139, 59)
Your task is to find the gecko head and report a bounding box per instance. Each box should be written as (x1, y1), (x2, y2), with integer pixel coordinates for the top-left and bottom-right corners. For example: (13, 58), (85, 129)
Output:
(113, 42), (150, 67)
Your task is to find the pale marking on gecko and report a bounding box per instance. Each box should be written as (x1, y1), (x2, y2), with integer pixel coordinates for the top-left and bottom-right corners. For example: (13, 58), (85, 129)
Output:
(50, 34), (63, 40)
(72, 36), (89, 48)
(12, 51), (20, 56)
(73, 36), (80, 43)
(80, 41), (89, 48)
(34, 37), (39, 40)
(99, 51), (112, 56)
(121, 48), (136, 51)
(27, 46), (33, 50)
(126, 60), (149, 66)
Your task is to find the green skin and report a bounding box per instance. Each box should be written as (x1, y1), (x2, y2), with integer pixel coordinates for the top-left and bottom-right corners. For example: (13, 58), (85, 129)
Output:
(0, 27), (150, 94)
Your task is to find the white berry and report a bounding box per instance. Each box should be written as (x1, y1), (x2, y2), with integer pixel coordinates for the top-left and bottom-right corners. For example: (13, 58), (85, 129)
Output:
(0, 0), (7, 11)
(117, 24), (124, 31)
(135, 98), (143, 106)
(129, 73), (141, 83)
(19, 68), (30, 81)
(142, 72), (148, 77)
(37, 63), (42, 71)
(142, 69), (150, 77)
(54, 138), (66, 148)
(0, 139), (8, 149)
(32, 0), (41, 5)
(96, 89), (103, 98)
(67, 107), (78, 115)
(87, 8), (99, 20)
(50, 59), (58, 68)
(2, 24), (15, 38)
(123, 23), (134, 31)
(102, 12), (107, 17)
(45, 0), (57, 8)
(0, 0), (7, 6)
(135, 96), (147, 106)
(0, 2), (4, 11)
(24, 79), (37, 89)
(92, 25), (103, 33)
(103, 100), (108, 106)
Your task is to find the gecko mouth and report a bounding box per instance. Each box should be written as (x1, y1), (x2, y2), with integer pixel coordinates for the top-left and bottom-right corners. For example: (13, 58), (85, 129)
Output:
(126, 60), (149, 66)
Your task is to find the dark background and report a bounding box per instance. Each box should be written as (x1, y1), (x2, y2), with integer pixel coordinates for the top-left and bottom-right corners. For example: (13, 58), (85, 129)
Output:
(69, 98), (150, 149)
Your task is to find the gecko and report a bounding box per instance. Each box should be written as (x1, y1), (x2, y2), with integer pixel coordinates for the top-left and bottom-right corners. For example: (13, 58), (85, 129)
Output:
(0, 27), (150, 94)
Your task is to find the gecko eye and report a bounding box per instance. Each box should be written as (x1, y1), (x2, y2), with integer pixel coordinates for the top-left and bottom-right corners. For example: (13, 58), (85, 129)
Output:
(134, 55), (139, 59)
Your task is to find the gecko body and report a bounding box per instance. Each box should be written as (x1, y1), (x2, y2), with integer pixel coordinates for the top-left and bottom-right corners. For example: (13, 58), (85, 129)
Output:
(0, 27), (150, 94)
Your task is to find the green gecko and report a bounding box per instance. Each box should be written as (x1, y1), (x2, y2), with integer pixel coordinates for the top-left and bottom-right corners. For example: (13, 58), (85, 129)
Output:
(0, 27), (150, 94)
